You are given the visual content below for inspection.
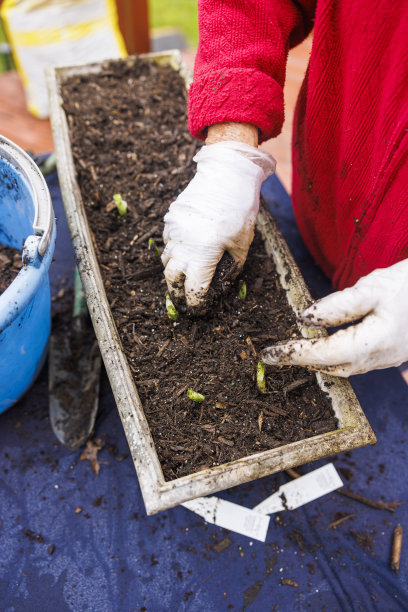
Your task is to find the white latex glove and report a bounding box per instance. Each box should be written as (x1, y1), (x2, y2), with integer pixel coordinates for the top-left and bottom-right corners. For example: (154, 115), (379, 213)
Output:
(261, 259), (408, 377)
(162, 141), (276, 308)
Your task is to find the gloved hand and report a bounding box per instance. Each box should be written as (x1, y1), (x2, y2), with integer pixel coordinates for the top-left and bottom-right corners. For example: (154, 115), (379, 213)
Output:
(261, 259), (408, 377)
(162, 141), (276, 308)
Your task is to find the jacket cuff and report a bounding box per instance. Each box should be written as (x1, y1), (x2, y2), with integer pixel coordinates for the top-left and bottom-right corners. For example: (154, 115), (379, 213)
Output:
(188, 68), (284, 144)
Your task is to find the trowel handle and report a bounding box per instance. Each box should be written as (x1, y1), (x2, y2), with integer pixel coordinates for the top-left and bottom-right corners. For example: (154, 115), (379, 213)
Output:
(73, 268), (89, 319)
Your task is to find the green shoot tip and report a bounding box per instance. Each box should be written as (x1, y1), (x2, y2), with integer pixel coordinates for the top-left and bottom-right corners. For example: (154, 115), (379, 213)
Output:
(188, 389), (205, 402)
(257, 361), (266, 393)
(113, 193), (128, 216)
(166, 294), (179, 321)
(148, 238), (162, 260)
(238, 282), (247, 300)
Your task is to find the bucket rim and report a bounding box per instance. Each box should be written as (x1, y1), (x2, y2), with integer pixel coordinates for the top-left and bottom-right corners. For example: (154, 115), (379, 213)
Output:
(0, 134), (54, 256)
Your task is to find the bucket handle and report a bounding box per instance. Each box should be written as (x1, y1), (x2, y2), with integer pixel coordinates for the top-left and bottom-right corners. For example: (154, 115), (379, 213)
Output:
(0, 220), (56, 332)
(0, 136), (54, 257)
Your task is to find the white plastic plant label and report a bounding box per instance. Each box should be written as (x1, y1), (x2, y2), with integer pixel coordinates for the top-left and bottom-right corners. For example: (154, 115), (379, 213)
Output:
(182, 496), (270, 542)
(253, 464), (343, 515)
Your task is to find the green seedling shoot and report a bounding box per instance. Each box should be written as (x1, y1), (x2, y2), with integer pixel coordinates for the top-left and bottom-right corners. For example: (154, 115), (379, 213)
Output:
(166, 294), (179, 321)
(257, 361), (266, 393)
(188, 389), (205, 402)
(148, 238), (162, 261)
(238, 282), (247, 300)
(113, 193), (128, 216)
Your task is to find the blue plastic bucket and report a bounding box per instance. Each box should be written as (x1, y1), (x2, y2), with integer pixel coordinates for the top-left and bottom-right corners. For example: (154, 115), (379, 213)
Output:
(0, 136), (56, 412)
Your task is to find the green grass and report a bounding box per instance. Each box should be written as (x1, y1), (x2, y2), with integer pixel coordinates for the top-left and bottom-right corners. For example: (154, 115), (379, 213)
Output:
(0, 19), (7, 44)
(149, 0), (198, 47)
(0, 18), (14, 73)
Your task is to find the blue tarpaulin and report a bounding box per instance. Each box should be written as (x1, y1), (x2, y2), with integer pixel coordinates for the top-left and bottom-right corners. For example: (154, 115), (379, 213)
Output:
(1, 170), (407, 611)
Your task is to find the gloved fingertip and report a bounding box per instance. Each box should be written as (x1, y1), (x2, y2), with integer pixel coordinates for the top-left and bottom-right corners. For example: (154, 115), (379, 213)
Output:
(183, 267), (214, 312)
(228, 246), (251, 271)
(260, 347), (282, 365)
(165, 278), (185, 301)
(163, 266), (186, 309)
(298, 302), (321, 321)
(261, 338), (308, 365)
(185, 288), (206, 312)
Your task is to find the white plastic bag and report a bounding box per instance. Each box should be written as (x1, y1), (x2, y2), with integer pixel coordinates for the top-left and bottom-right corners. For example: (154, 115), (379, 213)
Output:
(1, 0), (126, 118)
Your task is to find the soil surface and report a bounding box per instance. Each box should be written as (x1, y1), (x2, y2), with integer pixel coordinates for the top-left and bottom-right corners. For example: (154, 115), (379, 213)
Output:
(61, 58), (336, 480)
(0, 244), (22, 295)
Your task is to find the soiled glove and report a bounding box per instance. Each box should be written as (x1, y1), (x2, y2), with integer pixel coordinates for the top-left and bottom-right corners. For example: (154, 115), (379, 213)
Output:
(261, 259), (408, 377)
(162, 141), (276, 308)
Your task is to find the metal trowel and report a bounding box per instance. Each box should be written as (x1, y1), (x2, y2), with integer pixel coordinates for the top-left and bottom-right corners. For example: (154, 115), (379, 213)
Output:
(49, 269), (101, 450)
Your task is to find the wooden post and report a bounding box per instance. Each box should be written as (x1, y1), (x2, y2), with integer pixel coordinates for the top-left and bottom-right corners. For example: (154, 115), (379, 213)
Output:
(115, 0), (150, 55)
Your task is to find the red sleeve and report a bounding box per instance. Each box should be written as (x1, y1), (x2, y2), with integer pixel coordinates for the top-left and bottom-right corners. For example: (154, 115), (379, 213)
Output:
(188, 0), (316, 143)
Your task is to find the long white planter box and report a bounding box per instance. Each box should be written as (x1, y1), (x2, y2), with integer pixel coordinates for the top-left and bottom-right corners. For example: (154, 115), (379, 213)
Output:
(47, 51), (376, 515)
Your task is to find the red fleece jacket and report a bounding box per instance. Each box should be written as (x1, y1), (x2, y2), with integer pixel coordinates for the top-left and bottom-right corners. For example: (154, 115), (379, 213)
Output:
(188, 0), (408, 289)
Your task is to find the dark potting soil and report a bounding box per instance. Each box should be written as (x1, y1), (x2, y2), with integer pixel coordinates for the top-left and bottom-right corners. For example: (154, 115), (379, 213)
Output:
(0, 244), (22, 295)
(61, 57), (336, 480)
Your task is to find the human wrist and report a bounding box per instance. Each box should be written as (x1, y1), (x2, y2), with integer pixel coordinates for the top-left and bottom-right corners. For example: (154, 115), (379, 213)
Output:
(194, 141), (276, 183)
(205, 122), (259, 148)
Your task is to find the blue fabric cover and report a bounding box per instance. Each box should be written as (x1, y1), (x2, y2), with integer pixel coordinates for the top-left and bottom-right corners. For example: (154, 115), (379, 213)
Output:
(0, 170), (407, 611)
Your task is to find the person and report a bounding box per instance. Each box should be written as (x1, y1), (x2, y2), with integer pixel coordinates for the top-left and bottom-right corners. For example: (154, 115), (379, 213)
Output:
(162, 0), (408, 377)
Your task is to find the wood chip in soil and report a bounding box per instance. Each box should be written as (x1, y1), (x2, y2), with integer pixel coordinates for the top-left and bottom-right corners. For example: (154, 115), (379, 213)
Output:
(61, 57), (337, 481)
